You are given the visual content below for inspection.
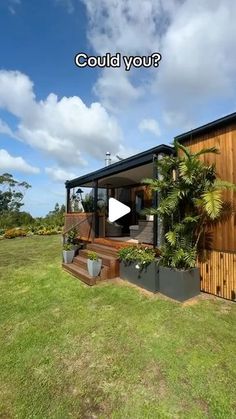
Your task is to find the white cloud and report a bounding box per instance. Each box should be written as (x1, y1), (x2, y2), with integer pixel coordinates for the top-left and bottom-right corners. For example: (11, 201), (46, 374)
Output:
(94, 69), (143, 112)
(0, 70), (35, 118)
(45, 167), (76, 182)
(0, 70), (123, 168)
(0, 119), (16, 138)
(0, 149), (40, 174)
(81, 0), (176, 109)
(157, 0), (236, 114)
(139, 118), (161, 137)
(82, 0), (236, 121)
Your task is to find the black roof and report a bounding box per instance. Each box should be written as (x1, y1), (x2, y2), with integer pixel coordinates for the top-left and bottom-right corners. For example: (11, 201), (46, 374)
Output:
(175, 112), (236, 143)
(66, 143), (173, 188)
(66, 112), (236, 189)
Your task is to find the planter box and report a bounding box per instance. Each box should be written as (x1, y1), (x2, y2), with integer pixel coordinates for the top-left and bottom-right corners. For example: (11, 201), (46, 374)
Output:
(120, 261), (159, 292)
(159, 266), (200, 302)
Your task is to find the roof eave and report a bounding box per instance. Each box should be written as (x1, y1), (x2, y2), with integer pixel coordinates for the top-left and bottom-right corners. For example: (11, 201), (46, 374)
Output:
(65, 144), (173, 188)
(175, 112), (236, 143)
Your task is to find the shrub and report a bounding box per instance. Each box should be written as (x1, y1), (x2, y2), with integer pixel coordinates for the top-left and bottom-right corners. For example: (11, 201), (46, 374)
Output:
(4, 228), (27, 239)
(118, 246), (158, 266)
(33, 225), (61, 236)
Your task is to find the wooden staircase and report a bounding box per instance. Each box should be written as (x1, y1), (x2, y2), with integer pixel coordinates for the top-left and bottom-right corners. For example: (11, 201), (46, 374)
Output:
(62, 242), (120, 286)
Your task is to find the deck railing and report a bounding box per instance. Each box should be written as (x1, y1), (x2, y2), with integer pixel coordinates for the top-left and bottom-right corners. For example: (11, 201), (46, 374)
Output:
(63, 212), (95, 243)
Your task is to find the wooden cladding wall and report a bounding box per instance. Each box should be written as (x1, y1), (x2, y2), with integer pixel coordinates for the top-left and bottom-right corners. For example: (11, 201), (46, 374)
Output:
(199, 250), (236, 301)
(182, 123), (236, 252)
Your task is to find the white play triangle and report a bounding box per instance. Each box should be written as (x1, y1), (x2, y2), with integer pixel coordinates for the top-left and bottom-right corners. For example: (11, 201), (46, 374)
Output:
(108, 198), (131, 222)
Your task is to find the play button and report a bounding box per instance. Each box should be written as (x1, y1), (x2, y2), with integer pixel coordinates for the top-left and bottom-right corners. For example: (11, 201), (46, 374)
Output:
(108, 198), (131, 222)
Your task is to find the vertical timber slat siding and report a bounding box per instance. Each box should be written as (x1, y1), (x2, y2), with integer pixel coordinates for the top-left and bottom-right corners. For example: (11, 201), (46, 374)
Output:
(199, 251), (236, 301)
(182, 123), (236, 301)
(182, 123), (236, 252)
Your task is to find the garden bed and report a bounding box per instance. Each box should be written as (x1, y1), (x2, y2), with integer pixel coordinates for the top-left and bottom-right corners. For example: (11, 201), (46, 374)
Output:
(120, 260), (159, 292)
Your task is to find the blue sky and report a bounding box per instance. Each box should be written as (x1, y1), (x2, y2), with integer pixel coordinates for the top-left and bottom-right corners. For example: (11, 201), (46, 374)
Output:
(0, 0), (235, 216)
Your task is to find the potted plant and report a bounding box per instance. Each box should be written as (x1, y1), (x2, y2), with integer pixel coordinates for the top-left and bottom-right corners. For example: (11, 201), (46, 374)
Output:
(87, 251), (102, 277)
(63, 243), (75, 264)
(118, 245), (159, 292)
(67, 227), (82, 255)
(143, 140), (236, 301)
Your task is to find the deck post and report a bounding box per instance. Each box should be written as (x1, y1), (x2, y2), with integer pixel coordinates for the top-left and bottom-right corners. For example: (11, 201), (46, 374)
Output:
(157, 153), (165, 247)
(94, 180), (99, 237)
(65, 182), (70, 213)
(152, 154), (158, 248)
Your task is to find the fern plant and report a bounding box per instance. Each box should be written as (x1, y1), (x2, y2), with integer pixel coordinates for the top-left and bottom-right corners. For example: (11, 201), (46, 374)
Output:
(143, 140), (236, 270)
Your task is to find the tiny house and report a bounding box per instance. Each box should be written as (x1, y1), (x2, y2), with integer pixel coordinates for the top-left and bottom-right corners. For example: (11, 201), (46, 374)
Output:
(64, 112), (236, 301)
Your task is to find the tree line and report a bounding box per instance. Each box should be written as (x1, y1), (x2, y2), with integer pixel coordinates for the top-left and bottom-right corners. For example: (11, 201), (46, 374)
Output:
(0, 173), (65, 231)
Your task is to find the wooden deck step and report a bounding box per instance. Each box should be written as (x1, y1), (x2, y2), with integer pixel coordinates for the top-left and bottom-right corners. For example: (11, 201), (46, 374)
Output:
(73, 256), (110, 279)
(62, 263), (98, 286)
(86, 243), (119, 257)
(80, 249), (117, 266)
(80, 249), (119, 278)
(62, 242), (120, 284)
(94, 237), (136, 249)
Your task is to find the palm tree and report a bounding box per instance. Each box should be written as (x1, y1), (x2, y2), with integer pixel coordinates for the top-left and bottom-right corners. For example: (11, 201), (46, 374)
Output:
(143, 140), (236, 270)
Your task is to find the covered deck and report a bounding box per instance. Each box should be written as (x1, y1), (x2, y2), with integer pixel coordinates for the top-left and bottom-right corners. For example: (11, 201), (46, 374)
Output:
(64, 144), (173, 247)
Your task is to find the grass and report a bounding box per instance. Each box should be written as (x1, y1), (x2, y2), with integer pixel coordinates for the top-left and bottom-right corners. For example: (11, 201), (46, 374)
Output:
(0, 235), (236, 418)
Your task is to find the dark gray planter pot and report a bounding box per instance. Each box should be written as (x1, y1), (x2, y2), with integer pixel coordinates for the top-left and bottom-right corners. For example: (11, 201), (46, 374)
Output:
(87, 259), (102, 277)
(63, 249), (75, 264)
(120, 261), (159, 292)
(72, 244), (82, 256)
(159, 266), (200, 302)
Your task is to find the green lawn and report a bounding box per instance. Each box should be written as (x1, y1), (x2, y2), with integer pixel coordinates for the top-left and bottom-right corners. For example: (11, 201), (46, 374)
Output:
(0, 236), (235, 418)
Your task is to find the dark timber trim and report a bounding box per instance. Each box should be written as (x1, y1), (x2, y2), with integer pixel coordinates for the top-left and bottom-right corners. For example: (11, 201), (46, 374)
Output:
(66, 187), (70, 213)
(175, 112), (236, 143)
(94, 180), (99, 238)
(153, 154), (158, 248)
(65, 144), (173, 188)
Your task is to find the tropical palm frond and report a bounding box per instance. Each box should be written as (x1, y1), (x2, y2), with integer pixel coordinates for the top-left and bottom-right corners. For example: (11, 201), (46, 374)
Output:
(214, 180), (236, 191)
(158, 188), (180, 215)
(194, 146), (220, 158)
(179, 159), (201, 184)
(173, 140), (191, 159)
(183, 248), (197, 268)
(183, 215), (200, 224)
(141, 207), (158, 216)
(142, 178), (159, 186)
(202, 189), (223, 219)
(193, 198), (204, 209)
(165, 230), (177, 246)
(206, 201), (233, 226)
(141, 179), (160, 192)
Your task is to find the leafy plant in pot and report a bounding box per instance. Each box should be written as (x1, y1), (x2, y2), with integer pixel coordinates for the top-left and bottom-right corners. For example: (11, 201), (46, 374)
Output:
(143, 140), (236, 301)
(63, 243), (75, 264)
(87, 251), (102, 277)
(118, 245), (160, 292)
(67, 227), (82, 255)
